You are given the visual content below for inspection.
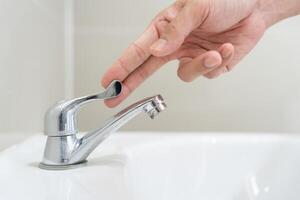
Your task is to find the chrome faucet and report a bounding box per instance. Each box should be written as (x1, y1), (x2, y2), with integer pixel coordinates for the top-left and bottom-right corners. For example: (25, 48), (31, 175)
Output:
(39, 80), (166, 170)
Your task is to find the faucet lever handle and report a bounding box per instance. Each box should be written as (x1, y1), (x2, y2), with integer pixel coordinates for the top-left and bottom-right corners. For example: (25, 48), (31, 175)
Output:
(44, 80), (122, 136)
(70, 80), (122, 106)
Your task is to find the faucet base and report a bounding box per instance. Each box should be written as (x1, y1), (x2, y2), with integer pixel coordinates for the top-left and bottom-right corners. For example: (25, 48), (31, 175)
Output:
(38, 160), (87, 170)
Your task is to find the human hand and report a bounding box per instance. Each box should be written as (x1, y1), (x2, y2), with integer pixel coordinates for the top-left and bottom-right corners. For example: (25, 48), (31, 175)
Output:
(101, 0), (299, 107)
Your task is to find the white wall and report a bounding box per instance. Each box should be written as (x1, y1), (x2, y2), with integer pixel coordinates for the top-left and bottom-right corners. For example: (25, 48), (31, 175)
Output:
(0, 0), (67, 133)
(74, 0), (300, 133)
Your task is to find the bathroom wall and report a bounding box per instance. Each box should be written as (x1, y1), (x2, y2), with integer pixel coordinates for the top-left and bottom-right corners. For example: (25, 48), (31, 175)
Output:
(0, 0), (68, 133)
(74, 0), (300, 133)
(1, 0), (298, 134)
(0, 0), (298, 148)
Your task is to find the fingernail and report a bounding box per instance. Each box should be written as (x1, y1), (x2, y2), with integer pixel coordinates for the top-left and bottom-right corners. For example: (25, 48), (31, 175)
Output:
(221, 48), (232, 58)
(204, 57), (219, 68)
(150, 39), (167, 51)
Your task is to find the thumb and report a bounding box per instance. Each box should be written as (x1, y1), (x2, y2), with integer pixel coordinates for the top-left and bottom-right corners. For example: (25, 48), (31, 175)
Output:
(150, 4), (197, 57)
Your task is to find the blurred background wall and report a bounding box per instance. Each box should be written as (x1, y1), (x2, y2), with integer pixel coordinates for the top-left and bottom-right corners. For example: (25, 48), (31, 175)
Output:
(0, 0), (300, 135)
(0, 0), (69, 134)
(74, 0), (300, 133)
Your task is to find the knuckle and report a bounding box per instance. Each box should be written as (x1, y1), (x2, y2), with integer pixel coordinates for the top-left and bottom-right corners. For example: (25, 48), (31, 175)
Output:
(117, 58), (131, 74)
(151, 23), (160, 39)
(177, 69), (193, 83)
(191, 0), (211, 24)
(167, 23), (180, 35)
(174, 0), (186, 9)
(131, 42), (148, 61)
(164, 23), (185, 42)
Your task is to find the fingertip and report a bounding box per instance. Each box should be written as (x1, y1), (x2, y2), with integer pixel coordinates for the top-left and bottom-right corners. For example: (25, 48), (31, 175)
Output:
(203, 51), (222, 68)
(210, 50), (223, 61)
(101, 77), (108, 88)
(177, 70), (194, 82)
(177, 50), (222, 82)
(219, 43), (234, 59)
(101, 68), (116, 88)
(103, 85), (130, 108)
(204, 72), (221, 79)
(205, 65), (229, 79)
(204, 43), (235, 79)
(101, 63), (126, 88)
(104, 95), (124, 108)
(104, 99), (119, 108)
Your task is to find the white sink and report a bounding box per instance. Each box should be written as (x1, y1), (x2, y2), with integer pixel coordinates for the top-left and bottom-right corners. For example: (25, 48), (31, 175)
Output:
(0, 132), (300, 200)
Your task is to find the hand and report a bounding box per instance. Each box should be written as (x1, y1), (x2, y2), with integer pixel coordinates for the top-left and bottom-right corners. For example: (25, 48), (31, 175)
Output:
(101, 0), (298, 108)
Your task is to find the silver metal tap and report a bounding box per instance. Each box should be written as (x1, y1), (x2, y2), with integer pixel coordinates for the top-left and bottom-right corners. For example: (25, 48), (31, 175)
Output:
(39, 80), (166, 170)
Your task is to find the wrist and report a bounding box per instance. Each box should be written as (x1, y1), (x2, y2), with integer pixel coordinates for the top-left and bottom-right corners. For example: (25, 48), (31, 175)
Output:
(258, 0), (300, 28)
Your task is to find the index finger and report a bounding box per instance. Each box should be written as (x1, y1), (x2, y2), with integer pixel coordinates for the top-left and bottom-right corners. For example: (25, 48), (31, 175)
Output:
(101, 24), (159, 88)
(101, 1), (185, 88)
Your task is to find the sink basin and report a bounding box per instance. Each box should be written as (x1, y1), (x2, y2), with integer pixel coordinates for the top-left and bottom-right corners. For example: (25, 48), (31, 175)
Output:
(0, 132), (300, 200)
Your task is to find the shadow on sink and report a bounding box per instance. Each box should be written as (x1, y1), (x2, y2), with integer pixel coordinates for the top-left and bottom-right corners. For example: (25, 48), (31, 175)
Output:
(27, 154), (128, 170)
(86, 154), (128, 168)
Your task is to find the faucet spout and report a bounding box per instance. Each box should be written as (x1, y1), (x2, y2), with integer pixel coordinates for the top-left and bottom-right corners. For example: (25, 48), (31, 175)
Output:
(69, 95), (166, 164)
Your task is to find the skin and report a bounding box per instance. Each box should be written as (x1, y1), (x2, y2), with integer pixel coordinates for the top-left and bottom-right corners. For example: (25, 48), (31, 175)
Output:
(101, 0), (300, 108)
